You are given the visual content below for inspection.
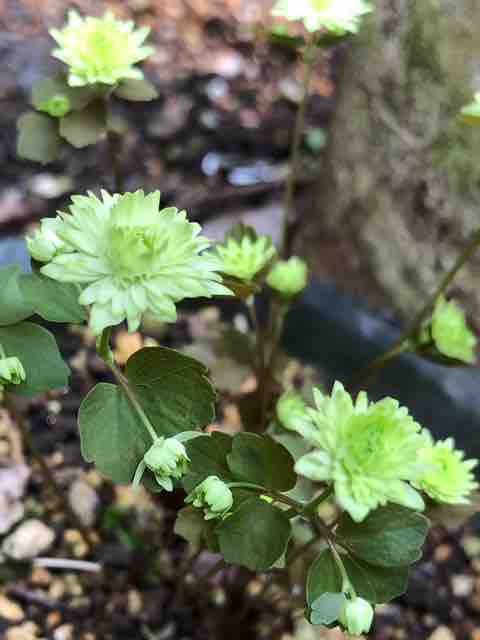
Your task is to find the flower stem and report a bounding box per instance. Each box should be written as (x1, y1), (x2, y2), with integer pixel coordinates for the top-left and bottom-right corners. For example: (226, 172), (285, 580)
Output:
(97, 328), (158, 443)
(305, 484), (333, 515)
(353, 227), (480, 391)
(281, 37), (316, 258)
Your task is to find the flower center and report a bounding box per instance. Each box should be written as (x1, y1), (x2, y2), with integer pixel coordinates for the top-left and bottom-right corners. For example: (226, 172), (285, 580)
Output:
(82, 25), (129, 70)
(107, 224), (163, 278)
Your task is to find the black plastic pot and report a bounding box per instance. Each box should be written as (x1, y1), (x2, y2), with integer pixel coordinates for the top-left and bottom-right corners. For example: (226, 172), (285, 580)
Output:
(283, 280), (480, 463)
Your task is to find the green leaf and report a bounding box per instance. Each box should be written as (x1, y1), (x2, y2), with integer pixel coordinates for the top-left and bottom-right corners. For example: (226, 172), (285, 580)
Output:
(174, 506), (211, 552)
(19, 273), (86, 324)
(183, 432), (233, 493)
(227, 433), (296, 492)
(0, 322), (70, 395)
(79, 383), (151, 484)
(59, 100), (107, 148)
(336, 505), (429, 568)
(31, 75), (96, 113)
(125, 347), (217, 438)
(307, 548), (409, 606)
(0, 266), (33, 326)
(217, 497), (291, 570)
(17, 112), (61, 164)
(306, 548), (342, 606)
(309, 593), (346, 626)
(114, 78), (159, 102)
(344, 556), (409, 604)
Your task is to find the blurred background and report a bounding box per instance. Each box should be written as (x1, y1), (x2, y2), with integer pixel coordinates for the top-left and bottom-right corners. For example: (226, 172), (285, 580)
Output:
(1, 1), (480, 639)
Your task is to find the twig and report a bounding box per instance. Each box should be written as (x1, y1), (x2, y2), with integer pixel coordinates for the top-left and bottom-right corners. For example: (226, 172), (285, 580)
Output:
(352, 228), (480, 392)
(34, 558), (102, 573)
(281, 37), (316, 258)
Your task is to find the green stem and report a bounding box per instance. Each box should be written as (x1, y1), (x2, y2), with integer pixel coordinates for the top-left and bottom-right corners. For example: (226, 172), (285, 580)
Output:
(97, 329), (158, 444)
(281, 37), (316, 258)
(354, 227), (480, 391)
(305, 485), (333, 515)
(326, 537), (354, 596)
(227, 482), (305, 512)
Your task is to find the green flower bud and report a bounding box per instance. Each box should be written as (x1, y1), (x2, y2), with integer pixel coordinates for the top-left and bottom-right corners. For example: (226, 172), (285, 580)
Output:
(26, 218), (69, 263)
(430, 297), (477, 364)
(185, 475), (233, 520)
(413, 430), (478, 505)
(215, 234), (276, 282)
(50, 10), (154, 87)
(272, 0), (372, 35)
(339, 596), (374, 636)
(460, 93), (480, 124)
(276, 390), (315, 439)
(267, 257), (308, 297)
(0, 357), (26, 389)
(37, 94), (71, 118)
(143, 437), (190, 492)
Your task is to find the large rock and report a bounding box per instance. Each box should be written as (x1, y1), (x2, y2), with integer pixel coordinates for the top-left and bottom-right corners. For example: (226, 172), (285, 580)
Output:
(303, 0), (480, 326)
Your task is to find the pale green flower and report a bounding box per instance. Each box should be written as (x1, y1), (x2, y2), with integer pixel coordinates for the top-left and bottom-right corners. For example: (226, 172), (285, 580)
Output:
(216, 234), (276, 281)
(292, 382), (425, 522)
(272, 0), (372, 35)
(0, 357), (26, 390)
(143, 437), (190, 492)
(32, 190), (231, 335)
(26, 218), (70, 263)
(267, 257), (308, 297)
(460, 93), (480, 124)
(50, 10), (154, 87)
(277, 390), (311, 433)
(339, 597), (374, 636)
(413, 431), (478, 505)
(186, 475), (233, 520)
(430, 297), (477, 364)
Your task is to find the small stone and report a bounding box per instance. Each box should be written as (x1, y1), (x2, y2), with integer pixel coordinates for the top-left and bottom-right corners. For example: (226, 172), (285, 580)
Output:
(451, 574), (474, 598)
(5, 622), (39, 640)
(49, 578), (66, 600)
(53, 624), (74, 640)
(0, 595), (25, 622)
(428, 627), (456, 640)
(127, 589), (143, 616)
(30, 566), (52, 586)
(46, 611), (62, 629)
(68, 479), (99, 527)
(434, 544), (452, 563)
(0, 465), (30, 535)
(64, 573), (83, 596)
(2, 519), (55, 560)
(462, 536), (480, 558)
(28, 174), (73, 199)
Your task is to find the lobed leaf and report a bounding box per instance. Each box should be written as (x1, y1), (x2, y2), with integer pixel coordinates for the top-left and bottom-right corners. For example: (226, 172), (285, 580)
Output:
(17, 112), (61, 164)
(227, 432), (296, 492)
(217, 497), (291, 570)
(336, 505), (429, 568)
(0, 265), (34, 326)
(0, 322), (70, 395)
